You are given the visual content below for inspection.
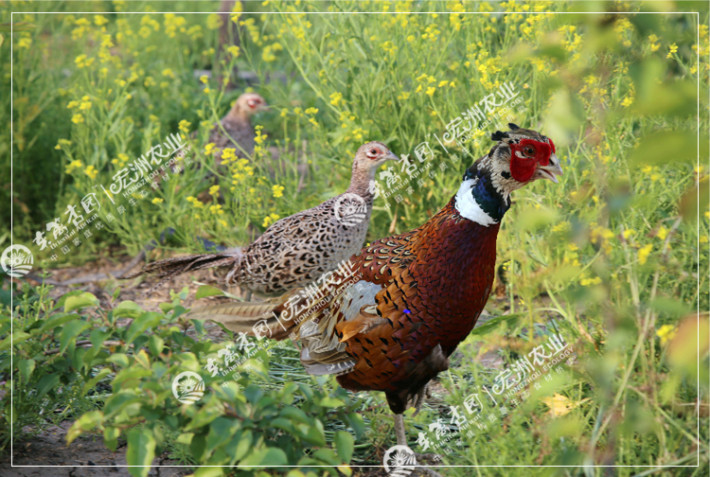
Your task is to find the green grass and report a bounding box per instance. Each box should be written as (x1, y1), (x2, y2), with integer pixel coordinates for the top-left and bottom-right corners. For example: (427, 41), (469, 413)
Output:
(2, 1), (709, 476)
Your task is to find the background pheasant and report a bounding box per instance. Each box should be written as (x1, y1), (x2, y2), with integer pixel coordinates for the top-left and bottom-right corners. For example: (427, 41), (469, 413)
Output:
(208, 92), (267, 163)
(188, 124), (563, 448)
(130, 141), (399, 297)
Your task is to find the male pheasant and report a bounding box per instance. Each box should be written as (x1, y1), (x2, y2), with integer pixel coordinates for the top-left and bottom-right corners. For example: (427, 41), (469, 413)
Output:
(130, 142), (399, 297)
(188, 124), (563, 447)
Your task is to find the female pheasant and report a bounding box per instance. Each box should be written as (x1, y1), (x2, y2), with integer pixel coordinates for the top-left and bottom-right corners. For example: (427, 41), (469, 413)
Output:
(131, 142), (399, 296)
(208, 92), (267, 162)
(188, 124), (562, 447)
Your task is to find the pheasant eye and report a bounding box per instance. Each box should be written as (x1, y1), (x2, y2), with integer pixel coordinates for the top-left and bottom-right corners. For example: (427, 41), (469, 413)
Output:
(368, 148), (379, 157)
(524, 146), (535, 156)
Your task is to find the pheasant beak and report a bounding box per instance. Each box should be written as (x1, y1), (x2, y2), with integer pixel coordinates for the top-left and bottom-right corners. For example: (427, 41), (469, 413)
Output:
(536, 154), (563, 183)
(387, 151), (401, 162)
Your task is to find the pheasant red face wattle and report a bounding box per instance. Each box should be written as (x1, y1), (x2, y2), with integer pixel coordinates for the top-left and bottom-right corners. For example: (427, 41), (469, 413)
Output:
(510, 138), (554, 182)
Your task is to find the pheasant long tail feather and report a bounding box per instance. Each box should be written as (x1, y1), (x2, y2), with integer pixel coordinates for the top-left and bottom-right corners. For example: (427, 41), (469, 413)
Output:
(186, 293), (301, 340)
(123, 249), (243, 282)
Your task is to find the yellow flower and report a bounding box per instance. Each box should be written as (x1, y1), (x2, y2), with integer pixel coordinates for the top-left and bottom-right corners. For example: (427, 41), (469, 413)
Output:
(330, 92), (343, 106)
(186, 196), (204, 208)
(305, 107), (319, 115)
(65, 159), (83, 174)
(55, 139), (71, 150)
(621, 96), (633, 108)
(426, 86), (436, 97)
(178, 119), (191, 134)
(209, 185), (220, 196)
(71, 113), (84, 124)
(657, 226), (669, 241)
(667, 43), (678, 58)
(94, 15), (109, 26)
(638, 243), (653, 264)
(227, 45), (240, 57)
(543, 393), (573, 417)
(262, 213), (280, 228)
(152, 197), (164, 204)
(209, 204), (224, 215)
(204, 143), (216, 155)
(200, 74), (208, 84)
(203, 87), (211, 94)
(580, 276), (602, 286)
(84, 165), (98, 180)
(17, 37), (31, 49)
(622, 229), (635, 240)
(222, 148), (236, 162)
(656, 324), (676, 345)
(272, 184), (285, 198)
(162, 68), (175, 78)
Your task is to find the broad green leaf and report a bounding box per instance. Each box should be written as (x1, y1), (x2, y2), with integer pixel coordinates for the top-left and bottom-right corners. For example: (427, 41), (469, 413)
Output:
(113, 300), (144, 319)
(64, 292), (99, 312)
(59, 320), (90, 352)
(470, 314), (522, 335)
(36, 373), (60, 397)
(226, 429), (252, 462)
(318, 396), (345, 408)
(194, 468), (224, 477)
(196, 285), (225, 299)
(112, 367), (152, 387)
(0, 331), (30, 351)
(81, 368), (112, 396)
(126, 427), (156, 477)
(39, 313), (80, 333)
(18, 358), (35, 383)
(240, 447), (288, 466)
(125, 312), (162, 344)
(107, 353), (130, 368)
(67, 411), (103, 444)
(334, 430), (354, 463)
(104, 426), (120, 452)
(630, 130), (707, 167)
(148, 335), (164, 356)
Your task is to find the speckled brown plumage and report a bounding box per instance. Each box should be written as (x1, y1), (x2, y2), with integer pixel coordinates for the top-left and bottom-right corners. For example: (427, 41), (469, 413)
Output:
(208, 92), (266, 163)
(130, 142), (399, 296)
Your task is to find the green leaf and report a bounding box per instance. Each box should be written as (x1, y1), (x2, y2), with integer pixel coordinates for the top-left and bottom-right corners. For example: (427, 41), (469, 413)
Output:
(39, 313), (80, 333)
(67, 411), (103, 444)
(36, 373), (60, 398)
(126, 427), (156, 477)
(125, 312), (163, 344)
(112, 367), (152, 387)
(280, 406), (310, 425)
(0, 331), (31, 351)
(205, 417), (241, 455)
(194, 468), (225, 477)
(113, 300), (144, 319)
(630, 130), (707, 167)
(196, 285), (225, 299)
(18, 358), (35, 383)
(59, 320), (90, 352)
(64, 292), (99, 312)
(334, 430), (354, 463)
(104, 426), (120, 452)
(148, 335), (164, 356)
(241, 447), (288, 466)
(82, 368), (112, 396)
(471, 314), (521, 335)
(107, 353), (130, 368)
(318, 396), (345, 408)
(226, 429), (252, 463)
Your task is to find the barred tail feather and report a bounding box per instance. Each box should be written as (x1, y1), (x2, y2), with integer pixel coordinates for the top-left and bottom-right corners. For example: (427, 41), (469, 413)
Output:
(186, 299), (298, 340)
(124, 248), (243, 282)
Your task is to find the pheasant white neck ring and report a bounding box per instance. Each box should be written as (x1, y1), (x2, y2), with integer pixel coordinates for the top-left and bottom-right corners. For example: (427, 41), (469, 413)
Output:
(454, 172), (510, 227)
